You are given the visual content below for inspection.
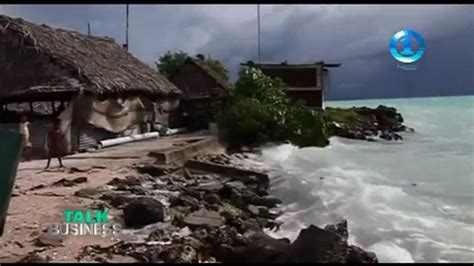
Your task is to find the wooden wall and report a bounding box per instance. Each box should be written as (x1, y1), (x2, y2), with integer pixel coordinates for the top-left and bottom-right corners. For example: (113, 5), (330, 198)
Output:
(285, 90), (323, 109)
(170, 63), (223, 99)
(259, 66), (322, 88)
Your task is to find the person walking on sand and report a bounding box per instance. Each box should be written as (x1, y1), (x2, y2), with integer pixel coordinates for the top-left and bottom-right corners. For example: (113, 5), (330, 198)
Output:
(45, 118), (66, 169)
(19, 115), (32, 161)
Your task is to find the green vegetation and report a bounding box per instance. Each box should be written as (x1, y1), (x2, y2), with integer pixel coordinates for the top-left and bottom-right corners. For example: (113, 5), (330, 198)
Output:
(203, 58), (230, 82)
(156, 50), (188, 78)
(324, 106), (370, 126)
(218, 67), (329, 150)
(323, 107), (367, 136)
(156, 51), (229, 81)
(324, 107), (362, 125)
(218, 98), (275, 147)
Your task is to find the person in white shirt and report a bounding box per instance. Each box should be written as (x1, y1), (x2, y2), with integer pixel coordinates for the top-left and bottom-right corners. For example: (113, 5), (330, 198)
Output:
(19, 115), (32, 161)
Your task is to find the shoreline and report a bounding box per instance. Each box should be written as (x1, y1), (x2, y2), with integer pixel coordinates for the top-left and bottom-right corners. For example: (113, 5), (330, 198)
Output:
(1, 105), (417, 263)
(3, 147), (378, 263)
(78, 152), (378, 263)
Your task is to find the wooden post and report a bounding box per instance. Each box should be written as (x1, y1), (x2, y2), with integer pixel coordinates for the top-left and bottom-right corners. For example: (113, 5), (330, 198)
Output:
(87, 23), (91, 36)
(208, 98), (212, 125)
(51, 101), (56, 113)
(125, 4), (129, 51)
(257, 4), (261, 63)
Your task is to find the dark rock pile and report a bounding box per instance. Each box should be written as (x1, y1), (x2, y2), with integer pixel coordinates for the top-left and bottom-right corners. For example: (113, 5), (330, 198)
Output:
(325, 105), (414, 142)
(278, 222), (377, 263)
(123, 198), (166, 228)
(75, 155), (377, 263)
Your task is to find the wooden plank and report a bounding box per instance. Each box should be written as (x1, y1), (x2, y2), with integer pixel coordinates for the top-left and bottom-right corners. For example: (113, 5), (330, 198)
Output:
(184, 159), (269, 189)
(148, 137), (219, 165)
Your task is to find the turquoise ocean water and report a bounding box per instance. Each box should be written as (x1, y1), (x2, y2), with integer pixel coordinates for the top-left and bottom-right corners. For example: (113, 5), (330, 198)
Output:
(261, 95), (474, 262)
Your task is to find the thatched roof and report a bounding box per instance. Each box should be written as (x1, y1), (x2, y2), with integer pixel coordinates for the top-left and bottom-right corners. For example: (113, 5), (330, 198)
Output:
(0, 15), (180, 102)
(184, 57), (233, 92)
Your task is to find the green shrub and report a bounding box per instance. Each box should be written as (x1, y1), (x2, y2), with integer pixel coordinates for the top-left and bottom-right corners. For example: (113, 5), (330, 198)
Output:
(218, 98), (276, 149)
(324, 107), (362, 125)
(156, 50), (188, 78)
(205, 58), (230, 82)
(284, 103), (329, 147)
(218, 67), (329, 149)
(156, 51), (229, 82)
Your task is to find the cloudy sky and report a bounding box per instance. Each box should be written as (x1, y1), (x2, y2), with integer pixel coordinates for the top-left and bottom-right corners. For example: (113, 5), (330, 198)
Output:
(1, 4), (473, 100)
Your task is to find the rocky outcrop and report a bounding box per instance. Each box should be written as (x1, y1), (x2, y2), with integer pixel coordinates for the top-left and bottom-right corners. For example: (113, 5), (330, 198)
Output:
(209, 221), (377, 263)
(325, 105), (414, 142)
(277, 221), (377, 263)
(75, 153), (377, 263)
(211, 231), (290, 263)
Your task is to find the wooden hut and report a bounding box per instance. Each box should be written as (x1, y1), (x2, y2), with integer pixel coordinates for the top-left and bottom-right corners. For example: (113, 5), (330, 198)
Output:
(241, 61), (341, 108)
(0, 15), (181, 155)
(168, 57), (232, 129)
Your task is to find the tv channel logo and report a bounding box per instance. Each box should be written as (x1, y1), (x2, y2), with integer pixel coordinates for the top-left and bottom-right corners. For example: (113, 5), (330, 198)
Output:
(390, 29), (425, 64)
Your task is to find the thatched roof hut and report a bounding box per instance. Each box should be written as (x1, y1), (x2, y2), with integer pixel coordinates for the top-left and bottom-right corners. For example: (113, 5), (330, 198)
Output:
(185, 57), (233, 93)
(169, 57), (233, 100)
(0, 14), (180, 104)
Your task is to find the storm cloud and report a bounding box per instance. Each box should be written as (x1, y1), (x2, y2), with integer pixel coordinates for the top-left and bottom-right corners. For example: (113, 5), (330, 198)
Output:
(1, 4), (473, 99)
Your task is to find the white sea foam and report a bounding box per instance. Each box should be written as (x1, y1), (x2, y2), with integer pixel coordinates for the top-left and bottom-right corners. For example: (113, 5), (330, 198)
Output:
(261, 143), (298, 164)
(261, 96), (474, 263)
(367, 242), (415, 262)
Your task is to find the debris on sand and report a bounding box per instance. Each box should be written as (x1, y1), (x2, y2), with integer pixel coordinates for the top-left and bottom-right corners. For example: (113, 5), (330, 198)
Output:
(69, 166), (93, 173)
(27, 184), (46, 192)
(16, 251), (51, 263)
(71, 152), (377, 263)
(52, 177), (88, 187)
(33, 233), (64, 247)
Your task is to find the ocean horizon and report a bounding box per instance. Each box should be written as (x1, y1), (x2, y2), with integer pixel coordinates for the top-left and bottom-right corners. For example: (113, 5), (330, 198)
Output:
(326, 93), (474, 103)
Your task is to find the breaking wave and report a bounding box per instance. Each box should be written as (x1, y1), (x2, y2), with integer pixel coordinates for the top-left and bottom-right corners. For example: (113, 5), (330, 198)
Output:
(259, 96), (474, 263)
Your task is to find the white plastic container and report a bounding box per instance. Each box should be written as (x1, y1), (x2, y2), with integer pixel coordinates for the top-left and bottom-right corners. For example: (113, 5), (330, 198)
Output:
(98, 132), (159, 149)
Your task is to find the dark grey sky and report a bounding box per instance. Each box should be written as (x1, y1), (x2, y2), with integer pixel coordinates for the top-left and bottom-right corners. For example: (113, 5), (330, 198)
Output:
(1, 4), (473, 100)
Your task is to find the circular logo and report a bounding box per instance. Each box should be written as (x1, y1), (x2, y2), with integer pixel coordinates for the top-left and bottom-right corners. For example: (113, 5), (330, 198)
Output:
(390, 29), (425, 63)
